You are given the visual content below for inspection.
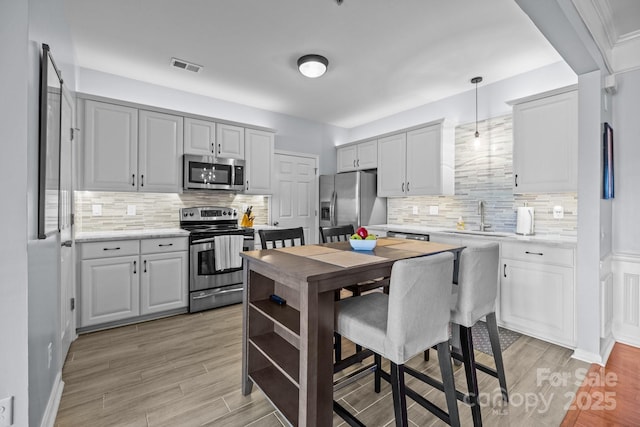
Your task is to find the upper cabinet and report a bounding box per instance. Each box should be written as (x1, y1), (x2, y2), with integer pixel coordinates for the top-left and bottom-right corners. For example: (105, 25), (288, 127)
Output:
(245, 129), (275, 194)
(184, 117), (216, 156)
(377, 120), (454, 197)
(337, 139), (378, 172)
(512, 88), (578, 193)
(216, 123), (245, 159)
(81, 100), (183, 193)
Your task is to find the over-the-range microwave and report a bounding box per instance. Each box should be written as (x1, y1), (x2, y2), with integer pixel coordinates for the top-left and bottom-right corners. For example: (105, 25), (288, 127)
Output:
(183, 154), (245, 191)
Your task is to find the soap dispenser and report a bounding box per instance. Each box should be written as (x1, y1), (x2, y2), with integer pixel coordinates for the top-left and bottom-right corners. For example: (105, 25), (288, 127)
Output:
(456, 216), (465, 230)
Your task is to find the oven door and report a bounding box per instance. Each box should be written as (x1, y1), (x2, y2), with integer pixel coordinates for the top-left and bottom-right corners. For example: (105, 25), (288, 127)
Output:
(189, 235), (252, 292)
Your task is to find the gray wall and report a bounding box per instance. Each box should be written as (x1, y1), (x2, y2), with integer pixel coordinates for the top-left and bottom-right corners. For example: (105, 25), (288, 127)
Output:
(612, 68), (640, 254)
(0, 1), (30, 425)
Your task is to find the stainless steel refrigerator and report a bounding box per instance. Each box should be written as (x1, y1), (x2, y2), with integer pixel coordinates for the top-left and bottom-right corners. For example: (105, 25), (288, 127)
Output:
(319, 171), (387, 229)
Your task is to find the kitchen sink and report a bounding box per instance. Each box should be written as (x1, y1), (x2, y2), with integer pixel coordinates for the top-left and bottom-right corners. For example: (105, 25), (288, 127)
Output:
(443, 230), (513, 238)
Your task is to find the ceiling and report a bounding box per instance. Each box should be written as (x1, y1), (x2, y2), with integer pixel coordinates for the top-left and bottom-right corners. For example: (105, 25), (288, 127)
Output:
(63, 0), (567, 128)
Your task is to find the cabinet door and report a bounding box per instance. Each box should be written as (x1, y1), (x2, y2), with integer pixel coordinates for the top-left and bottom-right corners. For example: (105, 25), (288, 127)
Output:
(245, 129), (275, 194)
(356, 140), (378, 170)
(337, 145), (357, 172)
(80, 255), (140, 326)
(138, 110), (184, 192)
(406, 126), (442, 195)
(184, 117), (216, 155)
(140, 252), (188, 315)
(513, 90), (578, 193)
(500, 259), (574, 346)
(377, 133), (406, 197)
(83, 100), (138, 191)
(216, 123), (245, 159)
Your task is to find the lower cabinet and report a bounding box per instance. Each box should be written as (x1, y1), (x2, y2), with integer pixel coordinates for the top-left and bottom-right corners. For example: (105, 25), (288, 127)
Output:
(79, 237), (188, 328)
(499, 242), (575, 347)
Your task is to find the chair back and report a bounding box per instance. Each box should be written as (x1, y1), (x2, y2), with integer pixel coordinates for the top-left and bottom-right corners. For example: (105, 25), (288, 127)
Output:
(385, 252), (454, 364)
(258, 227), (305, 249)
(450, 242), (500, 327)
(319, 224), (355, 243)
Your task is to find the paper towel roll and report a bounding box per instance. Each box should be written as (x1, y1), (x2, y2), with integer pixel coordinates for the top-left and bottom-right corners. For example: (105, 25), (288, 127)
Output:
(516, 207), (535, 235)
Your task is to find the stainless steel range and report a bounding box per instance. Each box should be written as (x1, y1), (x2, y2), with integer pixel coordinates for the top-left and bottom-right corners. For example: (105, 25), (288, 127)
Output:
(180, 206), (254, 313)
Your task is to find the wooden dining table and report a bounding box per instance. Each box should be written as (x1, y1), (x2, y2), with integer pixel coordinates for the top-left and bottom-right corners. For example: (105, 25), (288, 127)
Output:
(240, 237), (465, 427)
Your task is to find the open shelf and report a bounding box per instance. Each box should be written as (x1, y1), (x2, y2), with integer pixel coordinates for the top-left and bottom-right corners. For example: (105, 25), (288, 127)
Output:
(249, 356), (299, 426)
(250, 332), (300, 385)
(250, 299), (300, 336)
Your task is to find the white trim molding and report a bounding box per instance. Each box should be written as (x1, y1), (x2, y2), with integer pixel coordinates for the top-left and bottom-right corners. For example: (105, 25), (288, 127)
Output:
(41, 373), (64, 427)
(612, 252), (640, 348)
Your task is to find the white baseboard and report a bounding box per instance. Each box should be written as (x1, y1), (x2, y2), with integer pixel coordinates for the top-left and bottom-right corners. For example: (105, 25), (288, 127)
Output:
(41, 372), (64, 427)
(571, 348), (604, 365)
(600, 334), (616, 365)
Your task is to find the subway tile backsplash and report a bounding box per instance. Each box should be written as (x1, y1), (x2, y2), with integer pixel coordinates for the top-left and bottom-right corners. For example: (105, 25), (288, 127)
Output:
(75, 191), (269, 231)
(388, 115), (577, 237)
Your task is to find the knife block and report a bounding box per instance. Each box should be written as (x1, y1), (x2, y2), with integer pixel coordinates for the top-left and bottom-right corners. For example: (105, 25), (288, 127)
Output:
(241, 214), (254, 227)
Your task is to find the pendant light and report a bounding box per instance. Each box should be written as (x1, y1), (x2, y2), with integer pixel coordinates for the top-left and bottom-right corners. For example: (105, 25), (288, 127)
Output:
(298, 54), (329, 78)
(471, 76), (483, 138)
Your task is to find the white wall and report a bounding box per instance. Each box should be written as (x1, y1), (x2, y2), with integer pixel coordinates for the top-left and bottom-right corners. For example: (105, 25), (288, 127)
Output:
(346, 61), (577, 142)
(0, 1), (30, 425)
(77, 68), (348, 174)
(612, 69), (640, 254)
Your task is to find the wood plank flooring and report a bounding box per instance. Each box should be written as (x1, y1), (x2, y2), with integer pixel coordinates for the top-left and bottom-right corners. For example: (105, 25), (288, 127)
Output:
(561, 343), (640, 426)
(56, 305), (590, 426)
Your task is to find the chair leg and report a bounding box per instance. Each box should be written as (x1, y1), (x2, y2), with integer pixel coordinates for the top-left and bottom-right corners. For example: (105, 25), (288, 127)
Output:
(423, 348), (430, 361)
(374, 353), (382, 393)
(486, 312), (508, 402)
(437, 342), (461, 427)
(460, 325), (482, 427)
(390, 362), (409, 427)
(334, 332), (342, 363)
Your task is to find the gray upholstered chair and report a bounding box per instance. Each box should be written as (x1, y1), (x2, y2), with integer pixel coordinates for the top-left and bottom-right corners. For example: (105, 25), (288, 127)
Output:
(334, 253), (460, 427)
(450, 241), (506, 426)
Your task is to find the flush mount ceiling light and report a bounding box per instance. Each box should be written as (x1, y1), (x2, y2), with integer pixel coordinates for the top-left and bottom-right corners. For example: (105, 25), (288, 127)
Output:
(297, 54), (329, 78)
(471, 76), (483, 138)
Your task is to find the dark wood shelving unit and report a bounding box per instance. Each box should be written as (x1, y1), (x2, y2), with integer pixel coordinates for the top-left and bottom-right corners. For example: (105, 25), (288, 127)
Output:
(249, 332), (300, 384)
(250, 299), (301, 336)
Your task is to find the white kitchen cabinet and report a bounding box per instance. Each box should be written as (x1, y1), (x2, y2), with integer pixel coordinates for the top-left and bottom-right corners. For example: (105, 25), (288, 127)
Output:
(500, 242), (575, 347)
(512, 88), (578, 193)
(138, 110), (184, 192)
(244, 128), (275, 194)
(184, 117), (216, 155)
(216, 123), (245, 159)
(79, 237), (188, 328)
(82, 100), (138, 191)
(377, 120), (454, 197)
(81, 100), (183, 192)
(337, 139), (377, 172)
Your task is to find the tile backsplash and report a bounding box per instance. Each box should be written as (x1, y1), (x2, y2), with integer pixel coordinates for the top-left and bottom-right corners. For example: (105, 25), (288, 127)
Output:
(75, 191), (270, 232)
(388, 115), (577, 237)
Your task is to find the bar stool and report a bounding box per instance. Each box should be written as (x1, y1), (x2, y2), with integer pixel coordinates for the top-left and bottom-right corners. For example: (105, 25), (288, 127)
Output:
(334, 253), (460, 427)
(258, 227), (305, 249)
(450, 241), (507, 426)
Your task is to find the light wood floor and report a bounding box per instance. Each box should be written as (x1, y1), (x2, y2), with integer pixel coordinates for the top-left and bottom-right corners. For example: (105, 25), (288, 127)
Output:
(55, 305), (589, 426)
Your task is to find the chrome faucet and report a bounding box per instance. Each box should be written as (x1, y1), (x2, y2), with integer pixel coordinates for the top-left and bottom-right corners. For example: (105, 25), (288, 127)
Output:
(478, 200), (490, 231)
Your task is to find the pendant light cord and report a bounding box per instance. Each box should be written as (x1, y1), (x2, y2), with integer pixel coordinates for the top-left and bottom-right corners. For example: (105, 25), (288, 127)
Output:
(471, 76), (482, 138)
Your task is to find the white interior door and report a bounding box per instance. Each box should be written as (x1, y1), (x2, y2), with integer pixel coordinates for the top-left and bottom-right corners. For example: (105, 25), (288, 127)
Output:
(60, 88), (75, 362)
(272, 153), (318, 244)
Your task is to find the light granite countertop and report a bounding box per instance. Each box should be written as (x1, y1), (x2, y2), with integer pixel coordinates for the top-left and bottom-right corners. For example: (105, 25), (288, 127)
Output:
(75, 228), (189, 243)
(367, 224), (577, 248)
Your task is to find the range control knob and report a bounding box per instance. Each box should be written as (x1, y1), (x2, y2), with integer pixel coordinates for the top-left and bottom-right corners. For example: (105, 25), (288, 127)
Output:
(223, 211), (227, 216)
(189, 212), (194, 217)
(232, 211), (237, 216)
(183, 213), (188, 217)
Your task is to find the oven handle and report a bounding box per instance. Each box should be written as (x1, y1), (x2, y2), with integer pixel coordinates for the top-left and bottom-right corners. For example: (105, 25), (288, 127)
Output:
(192, 288), (243, 299)
(191, 235), (253, 245)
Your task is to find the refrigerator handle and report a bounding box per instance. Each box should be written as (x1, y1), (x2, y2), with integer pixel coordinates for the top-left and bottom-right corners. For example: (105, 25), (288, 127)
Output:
(330, 191), (337, 226)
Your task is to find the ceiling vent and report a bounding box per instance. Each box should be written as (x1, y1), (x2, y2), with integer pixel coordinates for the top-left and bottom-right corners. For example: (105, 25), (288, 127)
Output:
(170, 57), (202, 73)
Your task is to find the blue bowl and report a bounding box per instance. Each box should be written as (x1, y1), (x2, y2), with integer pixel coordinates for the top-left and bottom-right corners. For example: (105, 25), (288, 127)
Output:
(349, 239), (377, 251)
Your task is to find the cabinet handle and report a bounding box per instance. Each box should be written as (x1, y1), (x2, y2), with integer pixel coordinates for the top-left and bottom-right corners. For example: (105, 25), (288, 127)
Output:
(132, 174), (135, 186)
(218, 143), (221, 154)
(246, 180), (249, 191)
(144, 260), (147, 273)
(401, 182), (404, 192)
(353, 159), (356, 168)
(515, 174), (518, 187)
(133, 260), (137, 274)
(525, 251), (544, 256)
(503, 263), (507, 278)
(357, 159), (360, 167)
(140, 175), (144, 187)
(158, 243), (173, 247)
(103, 247), (121, 251)
(212, 142), (215, 153)
(407, 181), (410, 192)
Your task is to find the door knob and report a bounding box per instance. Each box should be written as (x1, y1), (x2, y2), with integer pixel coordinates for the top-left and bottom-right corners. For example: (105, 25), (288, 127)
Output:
(61, 240), (72, 248)
(273, 221), (279, 226)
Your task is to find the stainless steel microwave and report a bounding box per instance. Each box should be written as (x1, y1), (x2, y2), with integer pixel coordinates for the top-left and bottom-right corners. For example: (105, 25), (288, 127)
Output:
(183, 155), (245, 191)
